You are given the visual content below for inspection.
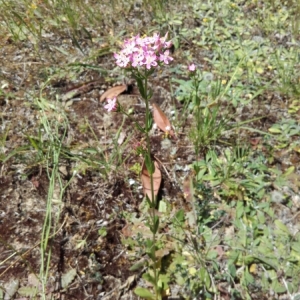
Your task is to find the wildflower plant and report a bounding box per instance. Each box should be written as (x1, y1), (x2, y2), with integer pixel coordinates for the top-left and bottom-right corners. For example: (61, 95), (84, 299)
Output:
(104, 33), (173, 299)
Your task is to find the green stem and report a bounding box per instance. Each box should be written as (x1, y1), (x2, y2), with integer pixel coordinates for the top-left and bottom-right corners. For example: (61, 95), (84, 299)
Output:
(193, 74), (201, 159)
(143, 70), (158, 300)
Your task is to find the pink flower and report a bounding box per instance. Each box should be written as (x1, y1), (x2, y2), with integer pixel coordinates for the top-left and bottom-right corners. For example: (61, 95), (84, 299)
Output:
(159, 50), (173, 64)
(122, 39), (138, 55)
(114, 52), (130, 68)
(104, 97), (117, 112)
(160, 32), (173, 48)
(145, 51), (158, 69)
(188, 63), (196, 71)
(135, 35), (146, 46)
(131, 48), (145, 67)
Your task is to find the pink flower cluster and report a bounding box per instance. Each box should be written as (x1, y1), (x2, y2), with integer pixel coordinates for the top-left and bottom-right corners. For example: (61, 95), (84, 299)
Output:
(114, 33), (173, 69)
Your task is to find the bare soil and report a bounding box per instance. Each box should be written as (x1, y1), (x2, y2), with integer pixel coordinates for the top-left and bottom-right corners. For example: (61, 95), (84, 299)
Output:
(0, 5), (299, 300)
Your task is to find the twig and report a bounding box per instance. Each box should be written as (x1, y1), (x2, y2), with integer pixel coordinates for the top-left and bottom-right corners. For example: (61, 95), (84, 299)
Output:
(153, 155), (172, 181)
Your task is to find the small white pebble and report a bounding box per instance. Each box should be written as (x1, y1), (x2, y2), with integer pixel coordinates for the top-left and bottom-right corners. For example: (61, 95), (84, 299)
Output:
(128, 178), (135, 185)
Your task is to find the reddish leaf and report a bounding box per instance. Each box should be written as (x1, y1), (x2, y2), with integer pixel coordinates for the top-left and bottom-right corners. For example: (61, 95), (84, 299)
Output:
(214, 245), (226, 260)
(155, 241), (173, 258)
(250, 137), (261, 146)
(155, 247), (171, 259)
(100, 84), (128, 102)
(182, 175), (194, 202)
(249, 137), (261, 150)
(31, 176), (39, 188)
(152, 103), (175, 137)
(217, 284), (231, 300)
(122, 223), (133, 237)
(122, 222), (153, 239)
(141, 160), (162, 202)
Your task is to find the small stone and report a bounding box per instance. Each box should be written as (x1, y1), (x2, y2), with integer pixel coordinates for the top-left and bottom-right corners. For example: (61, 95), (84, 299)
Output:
(270, 190), (283, 203)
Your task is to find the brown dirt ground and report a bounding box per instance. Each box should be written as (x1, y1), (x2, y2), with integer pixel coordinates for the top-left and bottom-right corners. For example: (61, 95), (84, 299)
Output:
(0, 5), (300, 300)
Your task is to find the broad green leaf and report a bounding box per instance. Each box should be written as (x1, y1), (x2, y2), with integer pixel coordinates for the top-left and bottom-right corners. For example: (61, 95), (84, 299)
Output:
(274, 219), (290, 235)
(236, 201), (244, 219)
(158, 273), (169, 290)
(129, 258), (148, 271)
(268, 127), (282, 133)
(196, 167), (207, 180)
(18, 286), (38, 297)
(98, 227), (107, 237)
(228, 263), (236, 277)
(189, 267), (197, 275)
(158, 200), (167, 213)
(291, 240), (300, 253)
(253, 255), (278, 270)
(228, 250), (239, 265)
(170, 19), (182, 25)
(283, 166), (295, 177)
(271, 279), (286, 294)
(200, 268), (211, 290)
(256, 67), (264, 74)
(134, 287), (155, 299)
(142, 272), (156, 285)
(174, 209), (185, 224)
(207, 249), (218, 260)
(244, 268), (254, 285)
(243, 255), (255, 266)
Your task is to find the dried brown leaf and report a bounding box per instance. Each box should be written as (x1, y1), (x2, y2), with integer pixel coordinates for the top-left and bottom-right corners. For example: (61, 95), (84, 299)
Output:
(155, 241), (173, 258)
(141, 160), (161, 202)
(183, 175), (194, 202)
(100, 84), (128, 102)
(155, 248), (171, 259)
(121, 223), (133, 237)
(152, 103), (175, 137)
(122, 222), (153, 239)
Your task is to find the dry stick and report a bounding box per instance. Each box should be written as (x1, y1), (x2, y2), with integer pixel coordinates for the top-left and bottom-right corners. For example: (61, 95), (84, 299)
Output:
(0, 251), (17, 267)
(153, 155), (171, 181)
(0, 217), (67, 278)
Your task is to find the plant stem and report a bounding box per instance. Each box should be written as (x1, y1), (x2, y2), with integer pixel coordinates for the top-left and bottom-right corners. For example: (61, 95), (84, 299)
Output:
(193, 74), (201, 159)
(143, 70), (158, 300)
